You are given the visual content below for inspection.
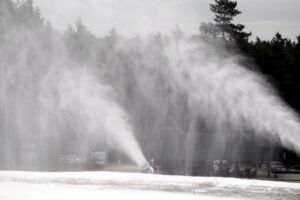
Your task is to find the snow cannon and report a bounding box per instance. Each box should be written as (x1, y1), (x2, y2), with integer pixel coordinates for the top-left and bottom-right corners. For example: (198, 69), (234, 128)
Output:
(140, 162), (154, 174)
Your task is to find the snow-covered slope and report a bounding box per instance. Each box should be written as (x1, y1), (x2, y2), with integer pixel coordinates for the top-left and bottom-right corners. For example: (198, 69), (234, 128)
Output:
(0, 171), (299, 200)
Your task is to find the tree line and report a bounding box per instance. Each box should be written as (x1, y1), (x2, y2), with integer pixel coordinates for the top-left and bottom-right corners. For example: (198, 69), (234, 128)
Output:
(200, 0), (300, 114)
(1, 0), (300, 114)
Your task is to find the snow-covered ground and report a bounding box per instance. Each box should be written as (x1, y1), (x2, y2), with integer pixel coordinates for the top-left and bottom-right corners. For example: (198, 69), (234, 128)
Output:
(0, 171), (300, 200)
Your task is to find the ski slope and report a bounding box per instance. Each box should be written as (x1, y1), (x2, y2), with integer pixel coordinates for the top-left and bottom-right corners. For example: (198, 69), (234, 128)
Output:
(0, 171), (299, 200)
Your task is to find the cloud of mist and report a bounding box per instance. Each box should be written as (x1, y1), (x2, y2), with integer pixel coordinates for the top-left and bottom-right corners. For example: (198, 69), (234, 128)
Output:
(106, 36), (300, 169)
(2, 0), (300, 174)
(0, 2), (147, 169)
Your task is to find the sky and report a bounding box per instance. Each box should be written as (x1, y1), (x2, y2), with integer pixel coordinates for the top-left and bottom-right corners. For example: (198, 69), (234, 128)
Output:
(32, 0), (300, 40)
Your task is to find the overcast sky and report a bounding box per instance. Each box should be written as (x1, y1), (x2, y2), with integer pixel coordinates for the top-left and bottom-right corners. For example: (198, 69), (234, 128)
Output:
(33, 0), (300, 40)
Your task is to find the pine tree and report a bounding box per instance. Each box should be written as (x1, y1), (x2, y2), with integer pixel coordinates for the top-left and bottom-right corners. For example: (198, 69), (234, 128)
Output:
(199, 22), (219, 38)
(209, 0), (251, 43)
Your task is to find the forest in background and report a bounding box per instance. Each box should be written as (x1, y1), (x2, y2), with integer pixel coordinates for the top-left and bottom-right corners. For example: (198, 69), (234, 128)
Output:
(1, 0), (300, 167)
(1, 0), (299, 113)
(199, 0), (300, 114)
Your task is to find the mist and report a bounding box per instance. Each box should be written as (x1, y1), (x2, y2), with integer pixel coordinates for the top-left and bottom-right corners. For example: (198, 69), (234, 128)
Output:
(1, 0), (300, 174)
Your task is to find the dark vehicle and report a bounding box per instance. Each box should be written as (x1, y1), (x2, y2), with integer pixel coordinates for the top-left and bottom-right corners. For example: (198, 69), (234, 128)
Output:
(271, 161), (288, 173)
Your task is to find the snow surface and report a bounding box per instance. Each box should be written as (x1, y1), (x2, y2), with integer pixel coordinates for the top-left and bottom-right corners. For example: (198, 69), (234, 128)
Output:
(0, 171), (300, 200)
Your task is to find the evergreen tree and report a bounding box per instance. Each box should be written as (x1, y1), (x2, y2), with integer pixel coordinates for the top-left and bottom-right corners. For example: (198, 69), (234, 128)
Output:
(63, 18), (97, 63)
(209, 0), (251, 43)
(295, 35), (300, 67)
(199, 22), (219, 38)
